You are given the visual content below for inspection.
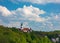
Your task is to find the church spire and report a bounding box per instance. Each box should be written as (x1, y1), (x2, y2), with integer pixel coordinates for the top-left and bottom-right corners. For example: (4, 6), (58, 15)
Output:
(21, 23), (23, 29)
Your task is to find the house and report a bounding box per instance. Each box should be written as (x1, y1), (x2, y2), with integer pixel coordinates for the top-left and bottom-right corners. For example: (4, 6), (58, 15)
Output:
(21, 28), (32, 32)
(19, 23), (32, 32)
(51, 37), (59, 43)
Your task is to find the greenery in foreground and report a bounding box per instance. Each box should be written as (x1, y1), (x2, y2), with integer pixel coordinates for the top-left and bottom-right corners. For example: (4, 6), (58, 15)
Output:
(0, 25), (60, 43)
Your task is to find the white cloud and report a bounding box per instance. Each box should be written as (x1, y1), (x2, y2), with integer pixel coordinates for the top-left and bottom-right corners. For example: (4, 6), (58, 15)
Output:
(22, 22), (29, 28)
(49, 13), (60, 21)
(0, 5), (46, 22)
(4, 21), (29, 28)
(0, 19), (3, 25)
(10, 0), (60, 4)
(0, 6), (12, 17)
(0, 19), (8, 27)
(7, 22), (20, 28)
(41, 13), (60, 31)
(11, 5), (46, 22)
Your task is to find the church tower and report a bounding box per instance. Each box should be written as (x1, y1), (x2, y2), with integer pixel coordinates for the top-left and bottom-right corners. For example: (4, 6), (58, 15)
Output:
(20, 23), (23, 29)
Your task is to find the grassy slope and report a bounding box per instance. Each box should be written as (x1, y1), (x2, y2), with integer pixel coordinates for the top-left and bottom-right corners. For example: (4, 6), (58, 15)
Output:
(0, 26), (52, 43)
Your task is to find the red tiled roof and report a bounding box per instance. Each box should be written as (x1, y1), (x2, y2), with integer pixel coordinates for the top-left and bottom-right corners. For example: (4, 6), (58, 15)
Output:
(22, 28), (30, 30)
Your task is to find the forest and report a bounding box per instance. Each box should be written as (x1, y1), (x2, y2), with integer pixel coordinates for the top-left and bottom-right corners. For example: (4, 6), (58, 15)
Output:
(0, 25), (60, 43)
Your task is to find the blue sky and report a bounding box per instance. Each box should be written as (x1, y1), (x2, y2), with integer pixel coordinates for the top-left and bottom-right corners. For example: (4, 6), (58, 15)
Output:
(0, 0), (60, 31)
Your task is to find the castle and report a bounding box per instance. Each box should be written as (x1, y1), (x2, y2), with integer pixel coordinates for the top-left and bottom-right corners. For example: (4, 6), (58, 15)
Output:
(19, 23), (32, 32)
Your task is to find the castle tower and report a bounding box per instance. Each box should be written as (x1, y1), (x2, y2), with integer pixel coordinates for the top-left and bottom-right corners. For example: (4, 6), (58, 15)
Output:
(20, 23), (23, 29)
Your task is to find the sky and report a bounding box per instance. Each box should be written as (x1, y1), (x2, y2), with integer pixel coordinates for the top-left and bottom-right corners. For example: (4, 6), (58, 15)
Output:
(0, 0), (60, 31)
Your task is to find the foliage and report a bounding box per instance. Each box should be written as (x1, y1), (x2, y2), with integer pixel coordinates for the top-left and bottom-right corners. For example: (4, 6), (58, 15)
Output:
(1, 25), (59, 43)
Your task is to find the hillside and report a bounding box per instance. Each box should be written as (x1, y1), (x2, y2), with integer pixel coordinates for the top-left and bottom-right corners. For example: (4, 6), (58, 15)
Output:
(0, 25), (60, 43)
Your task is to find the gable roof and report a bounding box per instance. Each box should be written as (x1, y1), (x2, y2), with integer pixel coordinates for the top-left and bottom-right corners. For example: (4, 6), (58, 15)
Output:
(22, 28), (30, 30)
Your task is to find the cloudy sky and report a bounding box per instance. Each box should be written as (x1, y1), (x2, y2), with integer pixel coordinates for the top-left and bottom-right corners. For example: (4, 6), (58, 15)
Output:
(0, 0), (60, 31)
